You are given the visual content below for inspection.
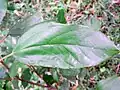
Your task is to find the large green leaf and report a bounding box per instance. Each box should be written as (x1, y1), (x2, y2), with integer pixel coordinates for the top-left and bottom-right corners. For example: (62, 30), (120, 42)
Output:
(12, 21), (119, 69)
(0, 0), (7, 24)
(96, 76), (120, 90)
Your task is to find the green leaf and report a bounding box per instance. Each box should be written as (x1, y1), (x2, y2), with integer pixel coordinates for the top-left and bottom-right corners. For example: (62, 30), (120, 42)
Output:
(57, 8), (67, 24)
(7, 2), (15, 11)
(60, 69), (80, 77)
(9, 61), (26, 77)
(43, 72), (55, 85)
(12, 80), (19, 89)
(52, 70), (59, 82)
(59, 79), (69, 90)
(0, 67), (6, 78)
(0, 81), (4, 90)
(12, 21), (119, 69)
(100, 67), (106, 73)
(0, 0), (7, 24)
(5, 81), (13, 90)
(96, 76), (120, 90)
(21, 68), (32, 88)
(9, 12), (42, 36)
(83, 16), (101, 31)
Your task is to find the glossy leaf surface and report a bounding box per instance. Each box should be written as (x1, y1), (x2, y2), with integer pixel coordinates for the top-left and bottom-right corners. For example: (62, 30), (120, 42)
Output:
(12, 21), (119, 69)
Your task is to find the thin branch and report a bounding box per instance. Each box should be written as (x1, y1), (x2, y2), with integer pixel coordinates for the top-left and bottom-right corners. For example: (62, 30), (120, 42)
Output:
(0, 56), (49, 88)
(0, 60), (9, 70)
(30, 65), (42, 78)
(15, 76), (48, 88)
(0, 60), (48, 88)
(0, 77), (12, 81)
(0, 53), (13, 71)
(0, 57), (10, 72)
(0, 52), (14, 60)
(0, 35), (8, 44)
(0, 76), (48, 88)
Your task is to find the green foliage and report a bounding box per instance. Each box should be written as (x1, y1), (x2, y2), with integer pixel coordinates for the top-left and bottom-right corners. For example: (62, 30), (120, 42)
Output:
(0, 0), (7, 23)
(9, 12), (42, 36)
(43, 72), (55, 86)
(21, 68), (32, 88)
(0, 67), (6, 78)
(96, 76), (120, 90)
(57, 8), (67, 24)
(52, 70), (59, 82)
(7, 2), (15, 11)
(0, 0), (120, 90)
(5, 81), (13, 90)
(12, 21), (119, 69)
(83, 16), (101, 31)
(9, 61), (26, 77)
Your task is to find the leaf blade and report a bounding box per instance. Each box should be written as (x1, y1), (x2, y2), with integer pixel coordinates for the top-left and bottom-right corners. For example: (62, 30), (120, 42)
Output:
(12, 22), (119, 69)
(96, 76), (120, 90)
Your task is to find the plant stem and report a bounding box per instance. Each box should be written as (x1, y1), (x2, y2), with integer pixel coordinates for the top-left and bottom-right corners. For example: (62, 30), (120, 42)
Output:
(0, 35), (8, 44)
(1, 52), (14, 61)
(15, 76), (48, 88)
(0, 53), (14, 71)
(0, 76), (48, 88)
(0, 54), (49, 88)
(0, 60), (9, 70)
(30, 65), (42, 78)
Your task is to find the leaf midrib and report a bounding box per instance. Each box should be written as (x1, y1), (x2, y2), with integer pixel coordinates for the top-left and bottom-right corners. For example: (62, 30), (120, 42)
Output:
(13, 44), (110, 54)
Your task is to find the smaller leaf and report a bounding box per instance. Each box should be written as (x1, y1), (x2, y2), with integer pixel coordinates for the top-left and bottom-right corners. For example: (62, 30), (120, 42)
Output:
(0, 0), (7, 24)
(96, 76), (120, 90)
(0, 67), (6, 78)
(83, 16), (101, 31)
(22, 68), (32, 88)
(60, 69), (80, 77)
(7, 2), (15, 11)
(57, 8), (67, 24)
(100, 67), (106, 73)
(9, 61), (26, 77)
(12, 80), (19, 89)
(59, 79), (69, 90)
(53, 70), (59, 82)
(5, 81), (13, 90)
(43, 72), (55, 86)
(9, 12), (42, 36)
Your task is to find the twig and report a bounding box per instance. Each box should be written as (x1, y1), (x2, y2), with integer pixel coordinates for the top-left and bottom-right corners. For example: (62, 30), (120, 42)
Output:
(15, 76), (48, 88)
(0, 53), (14, 72)
(0, 57), (48, 88)
(0, 76), (48, 88)
(30, 65), (42, 78)
(0, 35), (8, 44)
(27, 65), (42, 78)
(0, 57), (10, 72)
(0, 52), (14, 60)
(0, 60), (9, 71)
